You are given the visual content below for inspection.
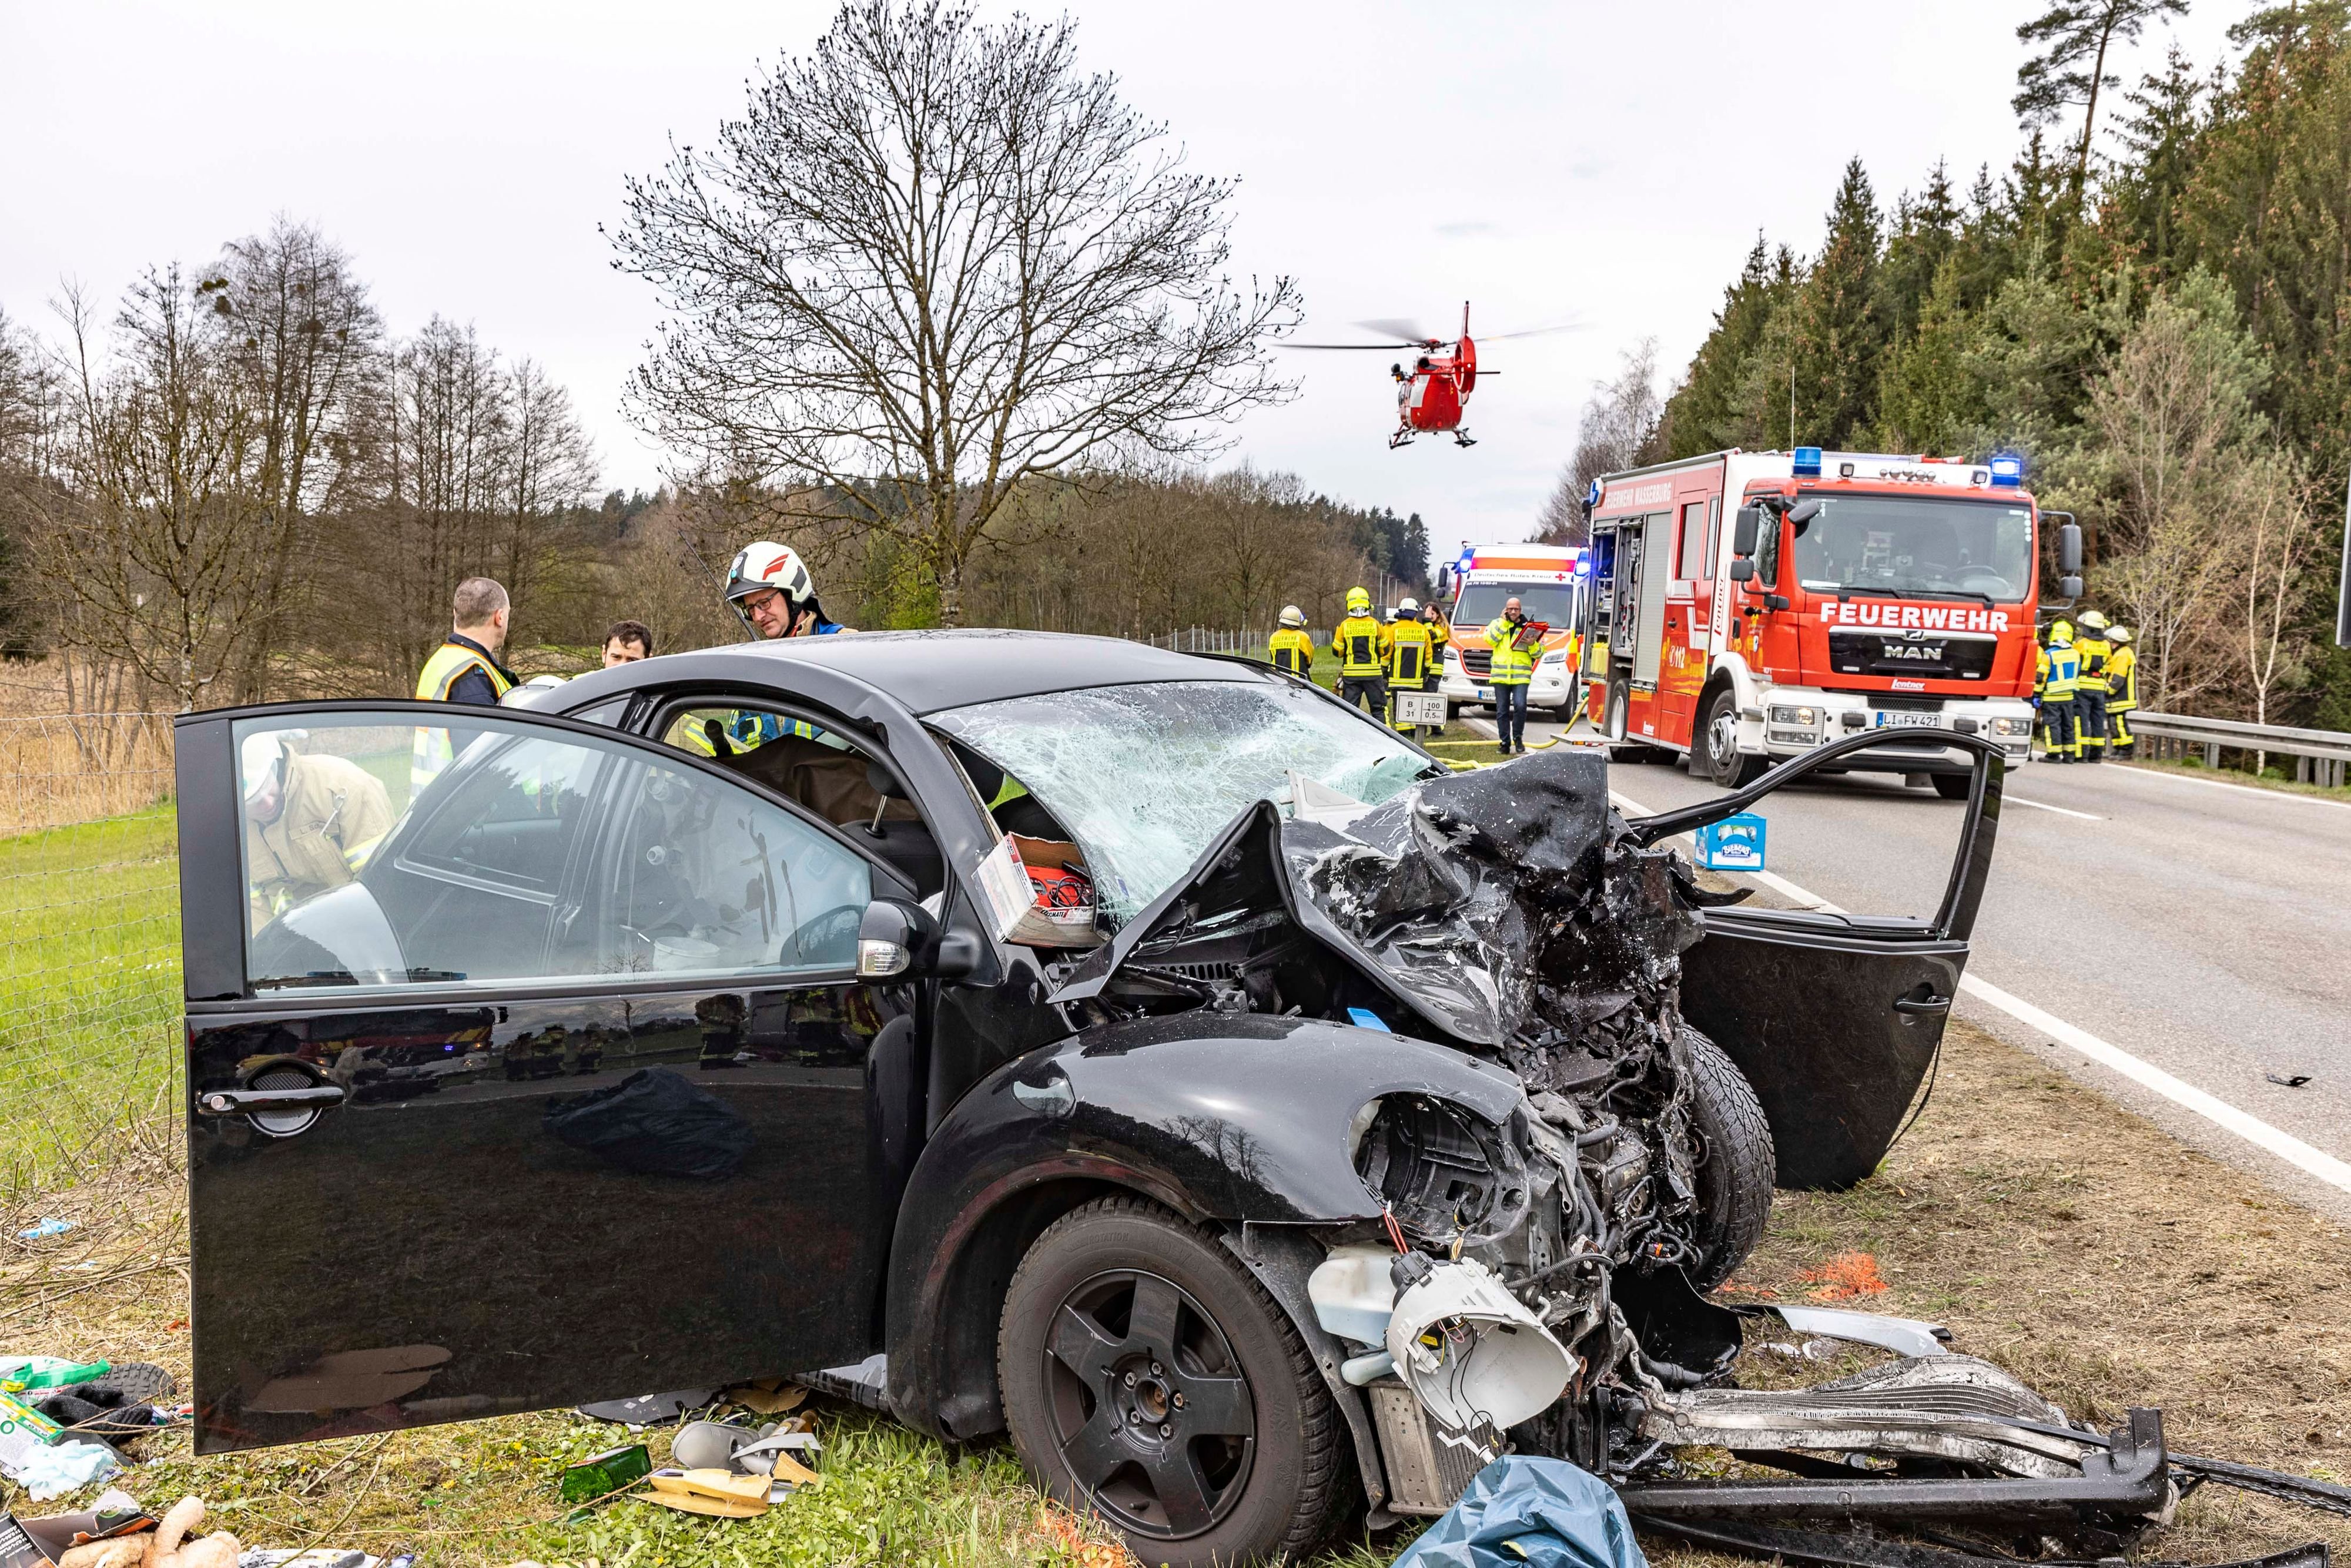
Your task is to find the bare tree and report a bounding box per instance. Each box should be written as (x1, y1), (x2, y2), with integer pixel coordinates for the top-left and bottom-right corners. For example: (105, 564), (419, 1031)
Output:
(34, 270), (273, 711)
(1537, 339), (1663, 547)
(213, 220), (383, 701)
(615, 0), (1302, 624)
(2085, 274), (2266, 709)
(2221, 450), (2325, 748)
(495, 359), (598, 607)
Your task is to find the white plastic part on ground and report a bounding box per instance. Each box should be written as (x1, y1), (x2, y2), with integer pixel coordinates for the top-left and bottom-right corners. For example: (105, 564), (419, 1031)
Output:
(1384, 1258), (1575, 1432)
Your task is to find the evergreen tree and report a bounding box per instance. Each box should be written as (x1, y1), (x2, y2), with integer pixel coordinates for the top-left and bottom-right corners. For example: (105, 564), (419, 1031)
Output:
(1659, 234), (1781, 458)
(1876, 160), (1962, 344)
(2109, 44), (2208, 276)
(1787, 157), (1886, 447)
(1874, 259), (1981, 453)
(2012, 0), (2190, 215)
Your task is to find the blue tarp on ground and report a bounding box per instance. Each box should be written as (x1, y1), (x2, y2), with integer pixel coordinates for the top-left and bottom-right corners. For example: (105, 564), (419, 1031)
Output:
(1391, 1456), (1647, 1568)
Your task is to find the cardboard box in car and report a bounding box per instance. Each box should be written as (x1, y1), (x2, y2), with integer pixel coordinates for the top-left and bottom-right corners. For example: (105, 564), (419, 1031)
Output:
(974, 834), (1103, 948)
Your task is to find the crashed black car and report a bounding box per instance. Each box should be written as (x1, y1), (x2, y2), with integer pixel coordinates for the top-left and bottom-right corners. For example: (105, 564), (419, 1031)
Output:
(180, 631), (2299, 1567)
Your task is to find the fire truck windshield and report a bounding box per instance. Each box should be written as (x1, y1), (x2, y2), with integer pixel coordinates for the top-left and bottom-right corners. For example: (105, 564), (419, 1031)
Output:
(1789, 494), (2034, 604)
(1454, 582), (1579, 625)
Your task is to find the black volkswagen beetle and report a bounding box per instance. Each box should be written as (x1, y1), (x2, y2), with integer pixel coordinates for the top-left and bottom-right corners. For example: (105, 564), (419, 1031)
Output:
(177, 631), (2010, 1565)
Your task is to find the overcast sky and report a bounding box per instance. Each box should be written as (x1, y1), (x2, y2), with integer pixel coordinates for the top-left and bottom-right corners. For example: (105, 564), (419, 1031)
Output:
(3, 1), (2241, 555)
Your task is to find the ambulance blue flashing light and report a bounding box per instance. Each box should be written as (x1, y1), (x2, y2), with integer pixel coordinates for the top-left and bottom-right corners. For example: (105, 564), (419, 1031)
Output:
(1988, 453), (2026, 488)
(1791, 446), (1824, 477)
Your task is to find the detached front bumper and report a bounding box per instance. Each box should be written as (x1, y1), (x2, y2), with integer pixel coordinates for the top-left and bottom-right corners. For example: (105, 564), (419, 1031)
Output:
(1737, 691), (2035, 773)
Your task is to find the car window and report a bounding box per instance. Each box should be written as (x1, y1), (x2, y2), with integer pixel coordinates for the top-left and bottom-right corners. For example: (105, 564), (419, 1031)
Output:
(236, 713), (871, 994)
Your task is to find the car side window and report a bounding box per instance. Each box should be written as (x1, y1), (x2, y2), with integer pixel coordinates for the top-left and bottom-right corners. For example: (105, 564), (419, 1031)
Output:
(236, 713), (871, 994)
(1756, 507), (1782, 588)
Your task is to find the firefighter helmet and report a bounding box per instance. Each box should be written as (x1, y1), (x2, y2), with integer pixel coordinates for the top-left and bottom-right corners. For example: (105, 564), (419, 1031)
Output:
(2049, 618), (2075, 643)
(1346, 587), (1372, 615)
(1278, 605), (1305, 628)
(1396, 597), (1419, 617)
(240, 732), (286, 803)
(2078, 609), (2109, 632)
(724, 542), (819, 635)
(2109, 625), (2133, 645)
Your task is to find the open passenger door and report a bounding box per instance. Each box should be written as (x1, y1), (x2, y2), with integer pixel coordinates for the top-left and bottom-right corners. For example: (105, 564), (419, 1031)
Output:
(1626, 730), (2004, 1189)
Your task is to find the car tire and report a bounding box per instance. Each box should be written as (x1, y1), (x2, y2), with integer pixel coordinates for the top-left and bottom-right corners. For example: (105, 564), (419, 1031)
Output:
(1697, 686), (1767, 789)
(77, 1362), (178, 1405)
(1680, 1026), (1774, 1291)
(998, 1196), (1351, 1566)
(1930, 773), (1972, 802)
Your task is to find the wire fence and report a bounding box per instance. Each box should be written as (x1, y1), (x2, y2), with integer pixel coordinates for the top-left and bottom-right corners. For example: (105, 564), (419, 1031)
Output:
(0, 712), (181, 1192)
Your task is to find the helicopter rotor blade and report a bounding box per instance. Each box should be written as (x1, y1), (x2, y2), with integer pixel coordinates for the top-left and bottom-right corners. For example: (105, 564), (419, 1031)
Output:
(1353, 317), (1435, 343)
(1477, 319), (1589, 341)
(1282, 341), (1421, 350)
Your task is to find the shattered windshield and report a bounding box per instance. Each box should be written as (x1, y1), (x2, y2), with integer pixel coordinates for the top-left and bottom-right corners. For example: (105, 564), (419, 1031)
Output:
(1791, 495), (2034, 602)
(932, 679), (1438, 922)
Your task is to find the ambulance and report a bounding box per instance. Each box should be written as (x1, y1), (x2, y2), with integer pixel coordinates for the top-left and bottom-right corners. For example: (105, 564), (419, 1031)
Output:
(1433, 543), (1588, 717)
(1582, 447), (2081, 796)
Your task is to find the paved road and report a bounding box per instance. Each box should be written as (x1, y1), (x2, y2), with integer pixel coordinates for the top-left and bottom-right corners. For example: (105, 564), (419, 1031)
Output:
(1480, 710), (2351, 1222)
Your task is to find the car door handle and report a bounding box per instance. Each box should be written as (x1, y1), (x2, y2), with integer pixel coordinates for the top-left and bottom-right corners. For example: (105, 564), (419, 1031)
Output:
(197, 1085), (347, 1117)
(1892, 993), (1952, 1017)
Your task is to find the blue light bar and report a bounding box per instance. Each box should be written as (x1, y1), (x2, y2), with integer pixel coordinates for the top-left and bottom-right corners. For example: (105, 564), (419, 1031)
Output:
(1792, 446), (1823, 477)
(1988, 453), (2025, 487)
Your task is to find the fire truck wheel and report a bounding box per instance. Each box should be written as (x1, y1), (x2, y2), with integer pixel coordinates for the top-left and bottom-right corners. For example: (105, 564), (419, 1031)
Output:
(1698, 686), (1767, 789)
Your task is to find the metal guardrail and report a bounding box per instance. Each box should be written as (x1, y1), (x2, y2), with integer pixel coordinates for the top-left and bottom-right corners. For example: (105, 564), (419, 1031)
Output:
(2128, 711), (2351, 788)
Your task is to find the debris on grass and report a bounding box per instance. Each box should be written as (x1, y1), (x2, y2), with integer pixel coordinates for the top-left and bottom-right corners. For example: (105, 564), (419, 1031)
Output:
(1795, 1251), (1888, 1300)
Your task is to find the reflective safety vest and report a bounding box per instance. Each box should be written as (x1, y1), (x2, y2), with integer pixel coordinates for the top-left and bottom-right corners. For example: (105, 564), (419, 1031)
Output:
(414, 639), (515, 703)
(1385, 620), (1435, 688)
(411, 639), (517, 795)
(1332, 615), (1387, 677)
(2045, 641), (2079, 698)
(1268, 628), (1316, 676)
(2034, 646), (2051, 700)
(1485, 617), (1535, 685)
(2107, 644), (2138, 712)
(2075, 635), (2111, 686)
(671, 709), (829, 759)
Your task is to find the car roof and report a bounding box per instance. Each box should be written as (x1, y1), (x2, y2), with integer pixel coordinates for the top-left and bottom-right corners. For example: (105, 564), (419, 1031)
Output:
(560, 629), (1273, 717)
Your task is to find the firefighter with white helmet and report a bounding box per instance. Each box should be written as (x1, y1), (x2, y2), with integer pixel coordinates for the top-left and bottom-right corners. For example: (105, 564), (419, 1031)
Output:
(2072, 609), (2112, 763)
(1267, 606), (1315, 678)
(724, 542), (853, 640)
(242, 732), (394, 932)
(684, 542), (856, 760)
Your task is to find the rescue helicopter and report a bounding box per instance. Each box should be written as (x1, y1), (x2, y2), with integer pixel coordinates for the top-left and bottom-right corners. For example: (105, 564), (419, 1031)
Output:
(1287, 302), (1579, 449)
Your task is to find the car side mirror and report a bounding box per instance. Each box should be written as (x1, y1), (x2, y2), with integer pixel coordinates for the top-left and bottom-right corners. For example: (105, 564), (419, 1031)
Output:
(2058, 520), (2083, 574)
(858, 895), (980, 981)
(1786, 499), (1822, 527)
(1729, 559), (1755, 582)
(2059, 574), (2084, 600)
(1731, 507), (1760, 558)
(1766, 594), (1791, 612)
(859, 897), (938, 979)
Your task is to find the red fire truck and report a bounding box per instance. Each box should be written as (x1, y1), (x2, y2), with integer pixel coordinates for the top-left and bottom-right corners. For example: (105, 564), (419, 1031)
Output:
(1580, 447), (2082, 796)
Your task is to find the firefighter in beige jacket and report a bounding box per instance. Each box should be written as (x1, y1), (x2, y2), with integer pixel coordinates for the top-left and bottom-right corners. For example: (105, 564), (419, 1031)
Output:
(243, 734), (396, 931)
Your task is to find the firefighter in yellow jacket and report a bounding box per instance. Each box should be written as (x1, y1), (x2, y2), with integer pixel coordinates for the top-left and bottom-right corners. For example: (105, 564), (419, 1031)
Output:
(1267, 605), (1316, 678)
(2106, 625), (2138, 758)
(2072, 609), (2112, 763)
(1331, 588), (1389, 716)
(1384, 596), (1436, 732)
(243, 733), (394, 932)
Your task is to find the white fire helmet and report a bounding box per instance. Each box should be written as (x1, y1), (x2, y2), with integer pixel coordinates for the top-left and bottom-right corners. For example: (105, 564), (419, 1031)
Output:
(1279, 605), (1305, 628)
(723, 542), (819, 635)
(1397, 597), (1419, 617)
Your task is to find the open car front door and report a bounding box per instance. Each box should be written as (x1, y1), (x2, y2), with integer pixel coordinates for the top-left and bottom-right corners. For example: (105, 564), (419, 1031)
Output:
(176, 701), (925, 1453)
(1627, 729), (2004, 1190)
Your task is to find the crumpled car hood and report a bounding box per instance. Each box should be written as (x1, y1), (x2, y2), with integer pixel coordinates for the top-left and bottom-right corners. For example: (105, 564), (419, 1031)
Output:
(1050, 749), (1734, 1052)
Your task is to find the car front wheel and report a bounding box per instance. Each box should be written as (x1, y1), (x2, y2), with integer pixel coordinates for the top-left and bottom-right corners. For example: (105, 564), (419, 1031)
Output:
(999, 1196), (1351, 1566)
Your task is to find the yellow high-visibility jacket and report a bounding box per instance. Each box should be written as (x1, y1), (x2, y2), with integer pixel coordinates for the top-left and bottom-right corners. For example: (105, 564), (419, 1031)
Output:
(1485, 617), (1535, 685)
(1332, 615), (1388, 677)
(1386, 620), (1435, 687)
(1268, 628), (1316, 676)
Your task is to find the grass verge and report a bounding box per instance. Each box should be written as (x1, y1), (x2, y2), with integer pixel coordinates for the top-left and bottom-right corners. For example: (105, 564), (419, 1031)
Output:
(6, 1020), (2347, 1563)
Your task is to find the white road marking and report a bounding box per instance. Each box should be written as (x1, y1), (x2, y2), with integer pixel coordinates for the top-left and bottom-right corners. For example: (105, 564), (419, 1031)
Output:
(1611, 786), (2351, 1198)
(1957, 974), (2351, 1197)
(2112, 760), (2351, 812)
(2003, 795), (2102, 820)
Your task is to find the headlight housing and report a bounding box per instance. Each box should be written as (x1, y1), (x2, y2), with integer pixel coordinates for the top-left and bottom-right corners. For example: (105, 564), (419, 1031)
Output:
(1769, 705), (1818, 726)
(1992, 716), (2034, 736)
(1538, 649), (1565, 666)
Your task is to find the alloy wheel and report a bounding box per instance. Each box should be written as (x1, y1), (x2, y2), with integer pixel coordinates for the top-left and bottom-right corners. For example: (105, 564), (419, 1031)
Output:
(1037, 1268), (1257, 1539)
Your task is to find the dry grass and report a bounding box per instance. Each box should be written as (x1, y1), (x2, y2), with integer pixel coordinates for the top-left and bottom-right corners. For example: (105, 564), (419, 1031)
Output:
(3, 1026), (2347, 1564)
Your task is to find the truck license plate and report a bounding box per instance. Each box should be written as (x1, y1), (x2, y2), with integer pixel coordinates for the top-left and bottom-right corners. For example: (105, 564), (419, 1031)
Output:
(1873, 709), (1943, 729)
(1394, 691), (1447, 725)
